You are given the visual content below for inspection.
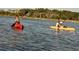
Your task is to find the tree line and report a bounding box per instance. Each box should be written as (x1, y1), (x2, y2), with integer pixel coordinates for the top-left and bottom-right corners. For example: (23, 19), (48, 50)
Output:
(0, 8), (79, 20)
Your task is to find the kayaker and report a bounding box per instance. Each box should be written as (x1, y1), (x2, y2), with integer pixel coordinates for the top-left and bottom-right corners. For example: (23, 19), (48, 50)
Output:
(60, 21), (67, 28)
(56, 18), (60, 31)
(59, 21), (64, 28)
(11, 15), (24, 32)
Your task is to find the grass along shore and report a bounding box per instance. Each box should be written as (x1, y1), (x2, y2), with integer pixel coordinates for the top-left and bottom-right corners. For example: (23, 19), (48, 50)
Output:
(0, 15), (79, 23)
(25, 17), (79, 23)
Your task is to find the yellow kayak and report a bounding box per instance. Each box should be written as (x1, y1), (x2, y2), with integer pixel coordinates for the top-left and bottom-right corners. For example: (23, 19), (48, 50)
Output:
(49, 26), (75, 31)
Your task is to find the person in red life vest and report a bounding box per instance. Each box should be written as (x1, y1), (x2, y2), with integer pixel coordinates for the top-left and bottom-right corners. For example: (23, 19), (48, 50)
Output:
(11, 15), (24, 32)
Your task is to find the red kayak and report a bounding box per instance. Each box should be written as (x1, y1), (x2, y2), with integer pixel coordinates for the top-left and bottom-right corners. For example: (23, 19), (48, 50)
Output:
(11, 21), (24, 32)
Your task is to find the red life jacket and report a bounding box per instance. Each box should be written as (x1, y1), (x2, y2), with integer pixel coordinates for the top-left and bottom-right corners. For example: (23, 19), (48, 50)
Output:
(12, 22), (24, 32)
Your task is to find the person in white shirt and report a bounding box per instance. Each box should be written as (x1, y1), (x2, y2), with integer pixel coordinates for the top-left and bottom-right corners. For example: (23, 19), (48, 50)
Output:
(56, 18), (60, 31)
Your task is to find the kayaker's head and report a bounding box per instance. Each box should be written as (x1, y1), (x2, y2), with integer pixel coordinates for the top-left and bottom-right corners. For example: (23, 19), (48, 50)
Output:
(57, 18), (60, 23)
(60, 22), (63, 24)
(15, 15), (19, 18)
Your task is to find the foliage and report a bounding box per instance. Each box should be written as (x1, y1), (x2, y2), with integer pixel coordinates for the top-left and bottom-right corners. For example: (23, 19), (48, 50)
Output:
(0, 8), (79, 20)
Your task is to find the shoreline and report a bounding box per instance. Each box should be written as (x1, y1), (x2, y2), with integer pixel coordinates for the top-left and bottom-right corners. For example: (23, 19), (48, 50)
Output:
(26, 17), (79, 23)
(0, 15), (79, 23)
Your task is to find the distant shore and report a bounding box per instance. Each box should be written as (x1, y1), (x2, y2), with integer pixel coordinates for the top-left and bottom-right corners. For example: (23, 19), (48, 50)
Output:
(0, 15), (79, 23)
(25, 17), (79, 23)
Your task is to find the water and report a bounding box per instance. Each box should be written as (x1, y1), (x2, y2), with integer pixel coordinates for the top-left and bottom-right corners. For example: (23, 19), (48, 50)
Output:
(0, 16), (79, 51)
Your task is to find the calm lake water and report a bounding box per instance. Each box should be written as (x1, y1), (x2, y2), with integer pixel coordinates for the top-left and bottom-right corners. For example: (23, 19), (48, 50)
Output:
(0, 16), (79, 51)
